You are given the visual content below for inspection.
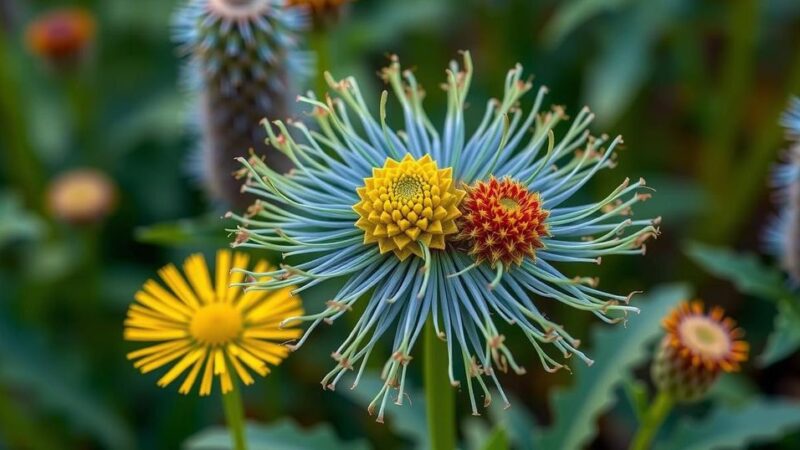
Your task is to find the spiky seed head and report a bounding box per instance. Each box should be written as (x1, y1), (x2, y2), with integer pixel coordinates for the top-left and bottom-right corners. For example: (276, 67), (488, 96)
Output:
(652, 301), (749, 402)
(174, 0), (310, 206)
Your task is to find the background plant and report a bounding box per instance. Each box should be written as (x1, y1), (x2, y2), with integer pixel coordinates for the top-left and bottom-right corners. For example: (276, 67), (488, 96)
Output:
(2, 0), (800, 449)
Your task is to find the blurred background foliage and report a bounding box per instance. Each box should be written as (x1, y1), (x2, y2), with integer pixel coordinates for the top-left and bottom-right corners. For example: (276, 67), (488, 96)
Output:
(2, 0), (800, 448)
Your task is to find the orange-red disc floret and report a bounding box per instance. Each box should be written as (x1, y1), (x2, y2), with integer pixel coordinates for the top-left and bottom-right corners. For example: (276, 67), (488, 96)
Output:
(458, 177), (550, 268)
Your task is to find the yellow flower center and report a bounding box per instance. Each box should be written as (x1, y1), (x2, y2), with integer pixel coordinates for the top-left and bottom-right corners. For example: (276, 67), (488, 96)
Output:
(190, 302), (243, 346)
(353, 154), (465, 261)
(678, 316), (731, 359)
(499, 197), (520, 211)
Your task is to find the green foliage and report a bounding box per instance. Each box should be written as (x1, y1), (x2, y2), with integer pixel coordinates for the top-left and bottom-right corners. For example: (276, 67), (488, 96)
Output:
(487, 393), (539, 450)
(686, 242), (795, 302)
(0, 192), (44, 248)
(538, 284), (690, 450)
(479, 427), (509, 450)
(761, 301), (800, 366)
(0, 321), (135, 450)
(657, 400), (800, 450)
(135, 216), (230, 247)
(184, 419), (369, 450)
(339, 372), (429, 449)
(686, 242), (800, 366)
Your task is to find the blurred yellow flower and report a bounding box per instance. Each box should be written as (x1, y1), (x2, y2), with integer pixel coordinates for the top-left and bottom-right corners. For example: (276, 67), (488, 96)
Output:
(124, 250), (302, 395)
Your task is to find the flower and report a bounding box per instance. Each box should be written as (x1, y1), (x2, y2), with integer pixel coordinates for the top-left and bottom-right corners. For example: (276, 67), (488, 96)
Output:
(25, 8), (95, 65)
(287, 0), (351, 27)
(457, 177), (550, 268)
(354, 154), (465, 260)
(766, 98), (800, 283)
(228, 52), (659, 419)
(173, 0), (310, 206)
(123, 250), (303, 395)
(652, 301), (748, 401)
(46, 169), (116, 225)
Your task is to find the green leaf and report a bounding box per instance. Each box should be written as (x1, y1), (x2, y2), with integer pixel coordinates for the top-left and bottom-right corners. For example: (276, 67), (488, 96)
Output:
(0, 192), (45, 248)
(657, 400), (800, 450)
(685, 242), (795, 302)
(338, 372), (429, 449)
(487, 392), (539, 450)
(543, 0), (635, 47)
(0, 321), (135, 450)
(584, 0), (686, 126)
(760, 300), (800, 366)
(135, 216), (230, 247)
(184, 419), (369, 450)
(538, 284), (690, 450)
(480, 427), (509, 450)
(623, 377), (650, 423)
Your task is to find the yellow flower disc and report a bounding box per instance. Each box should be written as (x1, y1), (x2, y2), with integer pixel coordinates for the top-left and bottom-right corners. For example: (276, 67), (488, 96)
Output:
(354, 154), (465, 260)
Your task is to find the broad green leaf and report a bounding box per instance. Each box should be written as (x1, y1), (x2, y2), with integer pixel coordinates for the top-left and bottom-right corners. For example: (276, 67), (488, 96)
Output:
(543, 0), (635, 47)
(488, 393), (539, 450)
(538, 284), (690, 450)
(338, 372), (429, 449)
(0, 321), (135, 450)
(184, 419), (369, 450)
(760, 300), (800, 366)
(480, 427), (509, 450)
(463, 417), (492, 450)
(686, 242), (796, 302)
(0, 192), (44, 248)
(623, 377), (649, 423)
(584, 0), (686, 125)
(657, 400), (800, 450)
(706, 374), (758, 408)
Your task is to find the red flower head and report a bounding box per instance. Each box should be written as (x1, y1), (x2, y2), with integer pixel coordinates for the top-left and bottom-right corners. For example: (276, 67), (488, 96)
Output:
(26, 8), (96, 64)
(458, 177), (550, 268)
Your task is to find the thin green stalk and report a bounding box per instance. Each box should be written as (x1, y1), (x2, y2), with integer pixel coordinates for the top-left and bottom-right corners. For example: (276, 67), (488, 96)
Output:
(0, 33), (45, 211)
(629, 391), (674, 450)
(424, 319), (456, 450)
(222, 381), (247, 450)
(706, 43), (800, 243)
(698, 0), (758, 200)
(310, 29), (330, 97)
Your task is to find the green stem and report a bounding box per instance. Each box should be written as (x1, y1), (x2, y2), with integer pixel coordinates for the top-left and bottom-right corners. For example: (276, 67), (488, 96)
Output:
(424, 319), (456, 450)
(704, 42), (800, 243)
(629, 391), (674, 450)
(222, 382), (247, 450)
(310, 29), (330, 96)
(0, 32), (45, 211)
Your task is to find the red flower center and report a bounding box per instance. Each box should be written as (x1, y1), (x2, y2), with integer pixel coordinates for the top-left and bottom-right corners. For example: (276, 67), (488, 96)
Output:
(458, 177), (550, 268)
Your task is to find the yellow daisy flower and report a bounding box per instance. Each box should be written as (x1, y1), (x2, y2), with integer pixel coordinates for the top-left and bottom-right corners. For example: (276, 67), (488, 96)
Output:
(124, 250), (302, 395)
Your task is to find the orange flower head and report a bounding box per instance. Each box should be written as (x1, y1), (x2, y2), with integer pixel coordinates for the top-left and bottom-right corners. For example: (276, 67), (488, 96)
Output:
(26, 8), (96, 63)
(457, 177), (550, 268)
(653, 301), (749, 401)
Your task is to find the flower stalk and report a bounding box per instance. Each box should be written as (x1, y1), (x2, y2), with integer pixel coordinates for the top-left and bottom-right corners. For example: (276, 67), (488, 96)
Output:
(222, 381), (247, 450)
(424, 319), (456, 450)
(629, 391), (673, 450)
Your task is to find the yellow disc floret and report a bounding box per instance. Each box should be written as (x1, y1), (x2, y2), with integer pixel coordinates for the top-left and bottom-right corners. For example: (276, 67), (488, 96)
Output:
(354, 154), (465, 261)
